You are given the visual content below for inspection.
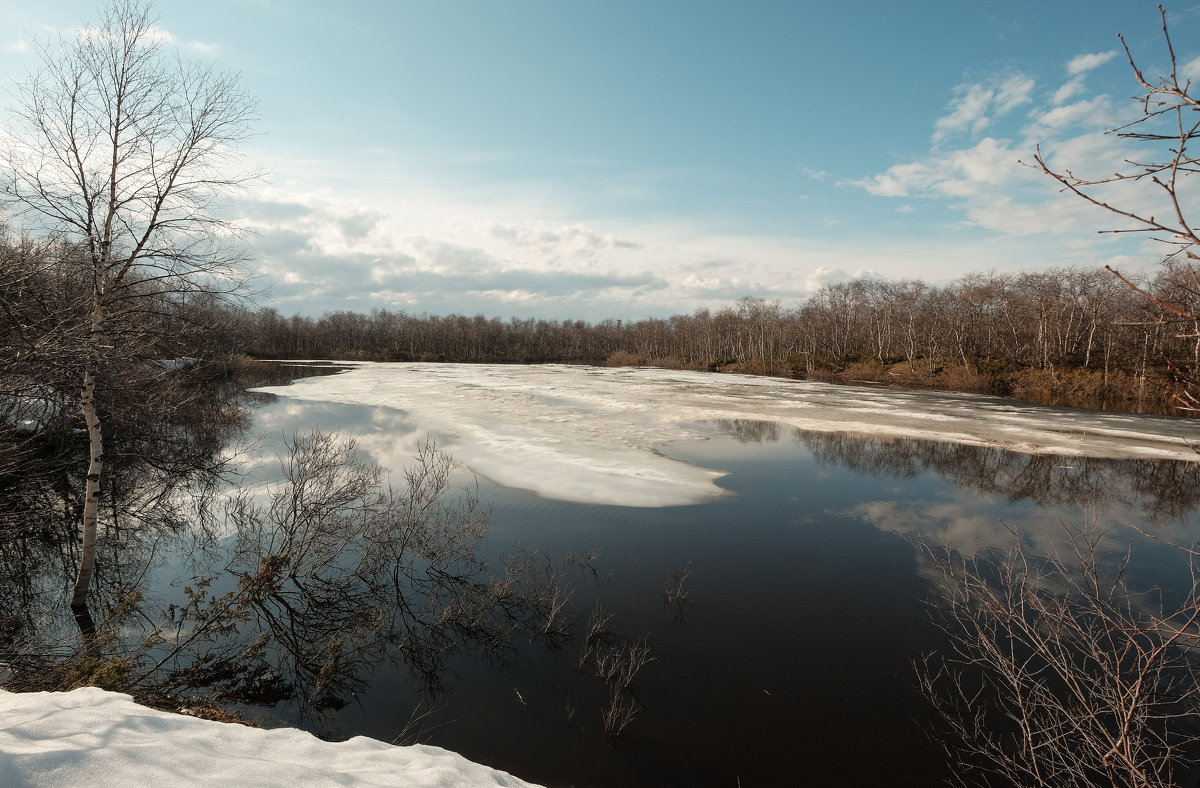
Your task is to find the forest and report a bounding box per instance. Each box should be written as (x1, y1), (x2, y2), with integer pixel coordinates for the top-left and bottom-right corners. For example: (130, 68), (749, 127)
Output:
(6, 221), (1200, 425)
(241, 262), (1200, 415)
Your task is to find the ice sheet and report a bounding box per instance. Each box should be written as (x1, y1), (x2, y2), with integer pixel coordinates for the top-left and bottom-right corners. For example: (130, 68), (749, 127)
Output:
(0, 687), (540, 788)
(251, 363), (1200, 507)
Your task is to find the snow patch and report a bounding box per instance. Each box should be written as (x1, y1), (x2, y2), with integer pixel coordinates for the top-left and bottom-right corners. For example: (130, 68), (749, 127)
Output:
(0, 687), (540, 788)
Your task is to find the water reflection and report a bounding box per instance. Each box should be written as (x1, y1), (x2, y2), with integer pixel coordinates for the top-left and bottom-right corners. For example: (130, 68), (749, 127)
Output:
(750, 424), (1200, 783)
(698, 418), (1200, 555)
(150, 432), (538, 719)
(795, 429), (1200, 524)
(0, 366), (641, 744)
(8, 371), (1200, 787)
(710, 418), (782, 444)
(0, 366), (255, 677)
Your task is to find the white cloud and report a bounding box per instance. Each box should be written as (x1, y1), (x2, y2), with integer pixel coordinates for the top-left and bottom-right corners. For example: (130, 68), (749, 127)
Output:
(239, 78), (1173, 322)
(1027, 95), (1112, 133)
(994, 74), (1036, 114)
(946, 137), (1022, 190)
(1052, 75), (1085, 105)
(799, 165), (831, 181)
(185, 40), (222, 55)
(852, 161), (936, 198)
(1033, 127), (1124, 175)
(1181, 54), (1200, 84)
(803, 266), (879, 292)
(933, 74), (1034, 143)
(142, 24), (175, 44)
(853, 137), (1024, 201)
(242, 170), (1062, 318)
(852, 120), (1167, 240)
(933, 83), (995, 142)
(245, 175), (1143, 316)
(76, 23), (175, 46)
(472, 219), (644, 262)
(849, 51), (1193, 247)
(1067, 50), (1118, 75)
(74, 22), (217, 55)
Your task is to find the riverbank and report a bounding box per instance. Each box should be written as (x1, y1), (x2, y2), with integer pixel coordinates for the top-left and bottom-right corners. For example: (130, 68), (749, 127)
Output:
(0, 687), (541, 788)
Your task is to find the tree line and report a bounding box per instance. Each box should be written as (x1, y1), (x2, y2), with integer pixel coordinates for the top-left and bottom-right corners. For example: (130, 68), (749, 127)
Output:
(237, 263), (1199, 415)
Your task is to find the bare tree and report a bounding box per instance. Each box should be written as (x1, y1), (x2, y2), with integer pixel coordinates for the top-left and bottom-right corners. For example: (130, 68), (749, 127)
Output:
(917, 10), (1200, 787)
(918, 525), (1200, 788)
(1030, 5), (1200, 412)
(0, 1), (257, 622)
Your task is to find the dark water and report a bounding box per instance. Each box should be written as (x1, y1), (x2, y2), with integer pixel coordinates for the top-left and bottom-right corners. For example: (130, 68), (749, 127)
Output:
(230, 383), (1200, 788)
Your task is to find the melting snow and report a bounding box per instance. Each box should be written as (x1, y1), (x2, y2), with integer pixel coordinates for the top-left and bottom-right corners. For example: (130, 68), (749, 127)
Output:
(251, 363), (1200, 507)
(0, 688), (540, 788)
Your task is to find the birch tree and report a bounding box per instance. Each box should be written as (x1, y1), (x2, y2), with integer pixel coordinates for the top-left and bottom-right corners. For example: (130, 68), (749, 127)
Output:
(0, 0), (257, 623)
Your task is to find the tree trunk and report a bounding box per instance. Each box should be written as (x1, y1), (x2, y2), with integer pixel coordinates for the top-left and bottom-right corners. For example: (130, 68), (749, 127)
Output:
(71, 368), (103, 615)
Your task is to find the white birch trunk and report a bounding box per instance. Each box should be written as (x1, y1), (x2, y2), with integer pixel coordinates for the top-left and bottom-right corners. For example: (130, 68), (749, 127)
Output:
(71, 368), (103, 612)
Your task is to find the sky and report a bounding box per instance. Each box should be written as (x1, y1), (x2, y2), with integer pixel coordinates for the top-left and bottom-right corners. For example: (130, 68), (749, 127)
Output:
(1, 0), (1199, 320)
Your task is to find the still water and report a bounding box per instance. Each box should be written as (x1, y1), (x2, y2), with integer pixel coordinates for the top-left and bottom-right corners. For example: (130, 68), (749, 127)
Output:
(233, 376), (1200, 787)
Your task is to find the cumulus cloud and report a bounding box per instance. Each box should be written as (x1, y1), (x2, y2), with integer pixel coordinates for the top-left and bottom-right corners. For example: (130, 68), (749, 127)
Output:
(237, 187), (693, 318)
(850, 50), (1170, 242)
(233, 196), (313, 224)
(994, 74), (1036, 114)
(240, 169), (1110, 316)
(1052, 75), (1086, 104)
(474, 220), (644, 262)
(933, 74), (1034, 143)
(1025, 95), (1113, 135)
(243, 92), (1148, 321)
(853, 136), (1024, 200)
(248, 153), (1084, 315)
(1067, 50), (1118, 75)
(933, 84), (995, 142)
(802, 266), (879, 293)
(338, 210), (385, 242)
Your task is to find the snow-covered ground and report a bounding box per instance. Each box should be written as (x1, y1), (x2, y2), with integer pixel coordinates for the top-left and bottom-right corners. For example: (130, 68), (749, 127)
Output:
(0, 688), (540, 788)
(251, 362), (1200, 507)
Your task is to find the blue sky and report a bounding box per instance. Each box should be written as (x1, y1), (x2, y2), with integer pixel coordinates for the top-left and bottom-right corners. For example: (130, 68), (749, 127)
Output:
(1, 1), (1197, 319)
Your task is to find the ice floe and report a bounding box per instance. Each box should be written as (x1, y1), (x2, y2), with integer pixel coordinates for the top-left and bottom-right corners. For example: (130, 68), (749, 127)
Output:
(251, 363), (1200, 507)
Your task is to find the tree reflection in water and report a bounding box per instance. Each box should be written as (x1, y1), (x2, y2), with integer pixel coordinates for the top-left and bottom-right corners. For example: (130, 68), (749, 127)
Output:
(0, 365), (254, 676)
(791, 428), (1200, 523)
(8, 390), (1200, 783)
(0, 365), (583, 726)
(711, 418), (782, 445)
(713, 416), (1200, 784)
(710, 415), (1200, 523)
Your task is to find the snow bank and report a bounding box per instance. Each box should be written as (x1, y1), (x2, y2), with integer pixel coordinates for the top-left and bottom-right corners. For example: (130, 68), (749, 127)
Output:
(251, 363), (1200, 507)
(0, 687), (540, 788)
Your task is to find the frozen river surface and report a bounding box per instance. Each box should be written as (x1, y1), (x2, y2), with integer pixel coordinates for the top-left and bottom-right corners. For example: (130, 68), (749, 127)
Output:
(251, 363), (1200, 507)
